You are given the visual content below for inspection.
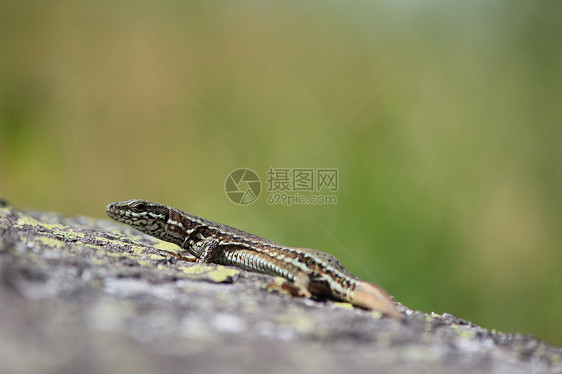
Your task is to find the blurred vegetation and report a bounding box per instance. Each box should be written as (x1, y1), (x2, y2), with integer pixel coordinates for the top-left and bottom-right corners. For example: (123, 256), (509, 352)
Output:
(1, 2), (560, 344)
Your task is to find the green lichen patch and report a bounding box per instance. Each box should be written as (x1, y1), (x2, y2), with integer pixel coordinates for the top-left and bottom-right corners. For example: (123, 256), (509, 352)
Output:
(451, 325), (477, 339)
(149, 254), (167, 261)
(53, 230), (86, 241)
(179, 265), (239, 283)
(152, 240), (181, 251)
(16, 215), (45, 228)
(36, 236), (65, 249)
(332, 301), (354, 310)
(275, 313), (315, 334)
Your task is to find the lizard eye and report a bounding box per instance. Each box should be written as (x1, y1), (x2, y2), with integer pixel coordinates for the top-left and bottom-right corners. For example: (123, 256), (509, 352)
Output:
(130, 201), (147, 211)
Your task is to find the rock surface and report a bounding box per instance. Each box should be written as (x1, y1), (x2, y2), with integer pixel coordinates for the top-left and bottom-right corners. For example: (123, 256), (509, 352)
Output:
(0, 200), (560, 374)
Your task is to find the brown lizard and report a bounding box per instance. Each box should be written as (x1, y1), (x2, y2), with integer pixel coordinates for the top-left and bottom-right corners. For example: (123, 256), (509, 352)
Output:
(106, 199), (402, 319)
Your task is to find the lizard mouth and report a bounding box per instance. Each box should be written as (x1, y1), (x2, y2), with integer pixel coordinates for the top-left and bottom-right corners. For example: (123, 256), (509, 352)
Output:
(105, 201), (137, 222)
(105, 202), (118, 219)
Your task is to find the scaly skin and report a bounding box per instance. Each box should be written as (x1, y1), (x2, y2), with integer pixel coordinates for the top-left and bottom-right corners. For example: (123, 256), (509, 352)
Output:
(106, 199), (402, 320)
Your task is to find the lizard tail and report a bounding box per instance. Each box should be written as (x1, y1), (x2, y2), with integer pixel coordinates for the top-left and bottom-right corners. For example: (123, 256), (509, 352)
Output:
(352, 281), (402, 320)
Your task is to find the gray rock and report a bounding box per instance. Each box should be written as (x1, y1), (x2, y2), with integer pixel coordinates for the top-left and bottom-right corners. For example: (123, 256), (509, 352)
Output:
(0, 202), (560, 374)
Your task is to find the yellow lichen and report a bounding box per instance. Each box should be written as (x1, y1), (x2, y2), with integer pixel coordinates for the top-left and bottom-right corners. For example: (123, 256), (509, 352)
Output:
(16, 215), (44, 227)
(456, 328), (476, 339)
(179, 265), (239, 283)
(153, 241), (181, 251)
(333, 302), (354, 310)
(36, 236), (65, 249)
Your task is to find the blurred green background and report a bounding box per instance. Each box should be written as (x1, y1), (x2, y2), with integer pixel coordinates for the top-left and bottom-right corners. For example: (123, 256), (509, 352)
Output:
(1, 2), (560, 344)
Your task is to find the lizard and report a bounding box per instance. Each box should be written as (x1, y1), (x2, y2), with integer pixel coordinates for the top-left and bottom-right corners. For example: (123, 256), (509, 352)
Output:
(106, 199), (402, 320)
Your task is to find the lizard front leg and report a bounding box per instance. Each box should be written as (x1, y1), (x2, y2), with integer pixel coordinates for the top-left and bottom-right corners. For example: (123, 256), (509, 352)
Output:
(194, 237), (222, 263)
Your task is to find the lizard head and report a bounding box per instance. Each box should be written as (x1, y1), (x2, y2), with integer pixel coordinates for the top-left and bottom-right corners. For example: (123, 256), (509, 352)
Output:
(106, 199), (169, 236)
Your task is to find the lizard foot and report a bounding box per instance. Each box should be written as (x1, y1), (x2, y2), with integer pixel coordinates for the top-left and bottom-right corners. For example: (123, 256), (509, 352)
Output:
(266, 279), (312, 299)
(172, 252), (197, 262)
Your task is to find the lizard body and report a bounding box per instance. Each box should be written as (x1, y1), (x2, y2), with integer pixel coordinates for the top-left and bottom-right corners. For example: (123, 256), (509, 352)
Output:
(106, 199), (401, 319)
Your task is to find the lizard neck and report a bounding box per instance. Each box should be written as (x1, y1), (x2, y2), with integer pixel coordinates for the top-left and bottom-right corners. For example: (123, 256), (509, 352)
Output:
(154, 207), (195, 248)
